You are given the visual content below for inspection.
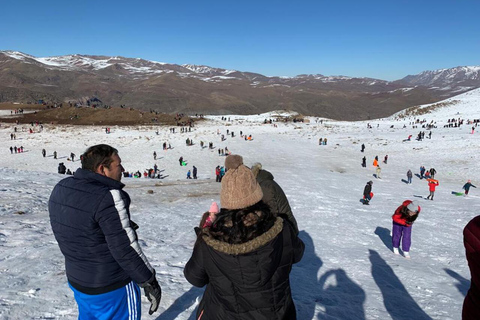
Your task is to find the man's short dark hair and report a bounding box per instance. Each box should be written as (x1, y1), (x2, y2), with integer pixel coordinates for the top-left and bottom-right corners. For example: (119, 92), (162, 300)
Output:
(81, 144), (118, 172)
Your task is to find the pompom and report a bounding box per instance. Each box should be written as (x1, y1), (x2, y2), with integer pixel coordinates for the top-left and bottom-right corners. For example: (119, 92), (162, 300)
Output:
(225, 154), (243, 170)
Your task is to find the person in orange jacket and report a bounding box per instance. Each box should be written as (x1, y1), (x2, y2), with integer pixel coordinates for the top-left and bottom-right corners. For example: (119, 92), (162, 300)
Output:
(392, 200), (421, 258)
(427, 179), (439, 200)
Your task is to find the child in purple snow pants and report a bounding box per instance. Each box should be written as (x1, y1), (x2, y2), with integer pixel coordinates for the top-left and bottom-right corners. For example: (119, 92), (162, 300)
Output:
(392, 222), (412, 252)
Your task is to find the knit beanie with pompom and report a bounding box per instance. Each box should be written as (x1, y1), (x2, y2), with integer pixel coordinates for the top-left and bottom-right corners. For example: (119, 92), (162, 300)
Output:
(221, 155), (263, 209)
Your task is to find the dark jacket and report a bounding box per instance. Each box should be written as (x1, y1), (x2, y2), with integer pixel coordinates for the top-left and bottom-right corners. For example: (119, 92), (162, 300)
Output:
(57, 163), (66, 174)
(254, 168), (299, 235)
(363, 183), (372, 197)
(184, 217), (304, 320)
(49, 168), (155, 294)
(463, 216), (480, 319)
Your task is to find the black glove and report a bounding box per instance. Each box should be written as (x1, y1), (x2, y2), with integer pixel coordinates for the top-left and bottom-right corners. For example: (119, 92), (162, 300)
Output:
(143, 277), (162, 315)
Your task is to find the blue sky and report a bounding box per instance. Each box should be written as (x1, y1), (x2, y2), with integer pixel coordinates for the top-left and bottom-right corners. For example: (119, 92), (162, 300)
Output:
(1, 0), (479, 80)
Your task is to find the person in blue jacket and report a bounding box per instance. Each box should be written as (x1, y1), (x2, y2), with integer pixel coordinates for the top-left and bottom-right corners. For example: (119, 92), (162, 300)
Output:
(463, 180), (477, 195)
(49, 144), (161, 319)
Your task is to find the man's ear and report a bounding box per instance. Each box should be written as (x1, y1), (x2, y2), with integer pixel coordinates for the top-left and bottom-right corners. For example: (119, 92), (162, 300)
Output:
(96, 165), (106, 176)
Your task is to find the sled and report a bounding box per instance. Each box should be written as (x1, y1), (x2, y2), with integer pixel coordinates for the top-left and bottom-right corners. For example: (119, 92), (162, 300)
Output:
(451, 191), (464, 196)
(426, 179), (438, 183)
(363, 192), (374, 199)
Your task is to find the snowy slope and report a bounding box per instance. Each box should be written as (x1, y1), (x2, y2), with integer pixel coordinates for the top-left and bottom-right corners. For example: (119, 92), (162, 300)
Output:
(1, 92), (480, 319)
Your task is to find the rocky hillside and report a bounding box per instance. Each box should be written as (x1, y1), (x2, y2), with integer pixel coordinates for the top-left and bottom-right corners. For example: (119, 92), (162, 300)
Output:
(1, 51), (478, 120)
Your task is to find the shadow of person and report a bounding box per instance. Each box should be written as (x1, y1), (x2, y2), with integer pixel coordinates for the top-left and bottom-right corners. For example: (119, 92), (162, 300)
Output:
(369, 249), (432, 320)
(317, 269), (366, 320)
(445, 268), (470, 297)
(401, 179), (409, 184)
(374, 226), (393, 251)
(290, 231), (323, 320)
(155, 286), (204, 320)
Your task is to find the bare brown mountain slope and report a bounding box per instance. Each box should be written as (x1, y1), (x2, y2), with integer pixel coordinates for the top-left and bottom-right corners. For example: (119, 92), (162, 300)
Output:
(0, 103), (190, 126)
(1, 51), (477, 120)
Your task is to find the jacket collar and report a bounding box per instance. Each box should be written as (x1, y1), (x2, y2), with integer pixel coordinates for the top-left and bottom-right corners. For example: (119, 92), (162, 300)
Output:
(74, 168), (125, 189)
(202, 217), (283, 255)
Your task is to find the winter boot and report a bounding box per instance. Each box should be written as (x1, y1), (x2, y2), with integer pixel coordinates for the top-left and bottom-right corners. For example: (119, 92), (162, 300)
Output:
(393, 247), (399, 255)
(404, 251), (411, 259)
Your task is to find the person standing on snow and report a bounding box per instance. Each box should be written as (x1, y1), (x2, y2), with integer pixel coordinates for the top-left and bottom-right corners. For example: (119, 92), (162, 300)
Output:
(463, 180), (477, 195)
(250, 161), (299, 235)
(463, 215), (480, 319)
(49, 144), (161, 318)
(363, 181), (373, 205)
(362, 156), (366, 168)
(392, 200), (421, 259)
(426, 179), (439, 200)
(193, 166), (198, 179)
(429, 168), (437, 179)
(376, 165), (382, 179)
(361, 144), (365, 152)
(407, 169), (413, 184)
(420, 166), (426, 179)
(184, 155), (304, 320)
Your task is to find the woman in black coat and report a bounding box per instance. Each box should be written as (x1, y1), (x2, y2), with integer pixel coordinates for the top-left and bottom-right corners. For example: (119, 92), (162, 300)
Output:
(184, 155), (305, 320)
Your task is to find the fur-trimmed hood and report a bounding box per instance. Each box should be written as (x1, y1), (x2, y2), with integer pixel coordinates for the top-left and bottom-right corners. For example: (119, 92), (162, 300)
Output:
(201, 217), (283, 255)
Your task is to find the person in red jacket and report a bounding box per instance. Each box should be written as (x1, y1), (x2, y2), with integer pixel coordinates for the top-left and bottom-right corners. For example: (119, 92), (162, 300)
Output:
(463, 216), (480, 319)
(427, 179), (439, 200)
(392, 200), (421, 259)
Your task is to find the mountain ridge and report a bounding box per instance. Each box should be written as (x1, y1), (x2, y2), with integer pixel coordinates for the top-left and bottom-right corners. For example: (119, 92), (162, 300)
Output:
(1, 50), (479, 120)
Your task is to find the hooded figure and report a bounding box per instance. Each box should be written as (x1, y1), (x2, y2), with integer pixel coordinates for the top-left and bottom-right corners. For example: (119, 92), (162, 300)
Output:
(250, 162), (299, 235)
(184, 154), (304, 320)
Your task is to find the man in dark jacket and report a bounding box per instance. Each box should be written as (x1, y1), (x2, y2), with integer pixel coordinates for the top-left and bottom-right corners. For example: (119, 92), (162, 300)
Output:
(363, 181), (373, 205)
(250, 162), (299, 235)
(49, 144), (161, 318)
(463, 215), (480, 319)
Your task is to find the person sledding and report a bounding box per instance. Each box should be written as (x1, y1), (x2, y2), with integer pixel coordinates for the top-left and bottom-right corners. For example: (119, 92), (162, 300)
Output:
(363, 181), (373, 205)
(392, 200), (421, 259)
(463, 180), (477, 196)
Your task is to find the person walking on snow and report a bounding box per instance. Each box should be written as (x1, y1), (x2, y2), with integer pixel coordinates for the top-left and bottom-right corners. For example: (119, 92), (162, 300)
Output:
(193, 166), (197, 179)
(427, 179), (439, 200)
(392, 200), (421, 259)
(383, 155), (388, 164)
(363, 181), (373, 205)
(407, 169), (413, 184)
(361, 144), (365, 152)
(376, 165), (382, 179)
(187, 170), (192, 179)
(463, 180), (477, 195)
(362, 156), (366, 167)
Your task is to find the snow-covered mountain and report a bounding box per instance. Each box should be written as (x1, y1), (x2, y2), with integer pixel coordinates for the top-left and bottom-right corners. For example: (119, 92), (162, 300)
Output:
(1, 50), (479, 119)
(401, 66), (480, 92)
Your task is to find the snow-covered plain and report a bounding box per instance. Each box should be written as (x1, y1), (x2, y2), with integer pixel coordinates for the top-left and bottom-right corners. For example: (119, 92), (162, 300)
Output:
(1, 88), (480, 319)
